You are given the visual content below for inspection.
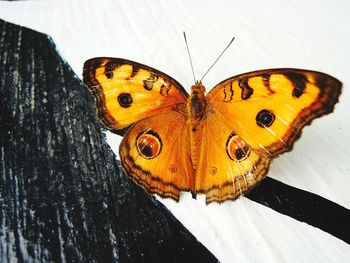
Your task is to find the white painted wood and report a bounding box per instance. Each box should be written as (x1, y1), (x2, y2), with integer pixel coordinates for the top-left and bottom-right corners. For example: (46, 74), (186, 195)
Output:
(1, 1), (349, 262)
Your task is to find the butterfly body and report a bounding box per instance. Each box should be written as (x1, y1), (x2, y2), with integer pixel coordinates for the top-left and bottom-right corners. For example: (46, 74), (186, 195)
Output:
(187, 83), (207, 169)
(83, 57), (341, 204)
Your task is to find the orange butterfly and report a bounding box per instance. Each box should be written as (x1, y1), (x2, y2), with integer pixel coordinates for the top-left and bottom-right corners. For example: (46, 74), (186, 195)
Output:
(83, 57), (341, 204)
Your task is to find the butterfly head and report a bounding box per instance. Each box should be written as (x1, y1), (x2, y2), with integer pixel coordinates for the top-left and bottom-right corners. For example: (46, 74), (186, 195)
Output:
(190, 82), (206, 96)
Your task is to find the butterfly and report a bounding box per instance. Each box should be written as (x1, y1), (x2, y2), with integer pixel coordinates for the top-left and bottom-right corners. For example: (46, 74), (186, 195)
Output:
(83, 57), (342, 204)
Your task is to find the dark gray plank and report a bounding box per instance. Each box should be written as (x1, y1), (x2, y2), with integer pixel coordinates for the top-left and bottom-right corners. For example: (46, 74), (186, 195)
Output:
(246, 177), (350, 244)
(0, 19), (217, 263)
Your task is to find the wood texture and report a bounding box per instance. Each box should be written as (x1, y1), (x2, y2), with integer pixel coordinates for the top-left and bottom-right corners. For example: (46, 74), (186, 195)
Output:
(0, 19), (217, 263)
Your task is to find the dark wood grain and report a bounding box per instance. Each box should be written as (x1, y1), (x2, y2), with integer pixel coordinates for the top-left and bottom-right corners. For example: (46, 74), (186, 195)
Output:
(246, 177), (350, 244)
(0, 19), (217, 263)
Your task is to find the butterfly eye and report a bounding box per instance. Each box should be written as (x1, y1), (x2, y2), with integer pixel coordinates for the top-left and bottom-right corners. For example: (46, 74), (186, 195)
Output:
(136, 131), (162, 159)
(118, 93), (133, 108)
(226, 133), (251, 162)
(256, 109), (275, 127)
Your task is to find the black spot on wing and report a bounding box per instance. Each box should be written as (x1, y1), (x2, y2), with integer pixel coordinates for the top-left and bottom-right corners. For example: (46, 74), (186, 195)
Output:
(143, 73), (158, 90)
(223, 82), (234, 102)
(105, 62), (118, 79)
(262, 73), (275, 94)
(160, 80), (171, 96)
(118, 93), (133, 108)
(256, 109), (275, 128)
(129, 65), (139, 78)
(285, 72), (307, 98)
(238, 78), (253, 100)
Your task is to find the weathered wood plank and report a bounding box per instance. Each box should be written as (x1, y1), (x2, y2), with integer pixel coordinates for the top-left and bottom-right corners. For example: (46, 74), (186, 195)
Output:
(0, 19), (217, 263)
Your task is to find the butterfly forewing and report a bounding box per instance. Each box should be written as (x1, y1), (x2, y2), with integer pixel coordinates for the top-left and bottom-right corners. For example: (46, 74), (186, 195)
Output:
(207, 69), (342, 156)
(83, 58), (189, 132)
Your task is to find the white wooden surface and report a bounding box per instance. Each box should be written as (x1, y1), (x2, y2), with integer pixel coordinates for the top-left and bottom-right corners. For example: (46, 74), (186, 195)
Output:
(1, 1), (349, 262)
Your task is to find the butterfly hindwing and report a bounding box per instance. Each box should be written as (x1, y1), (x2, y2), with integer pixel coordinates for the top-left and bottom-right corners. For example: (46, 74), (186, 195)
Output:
(194, 111), (271, 203)
(119, 105), (194, 201)
(83, 58), (189, 133)
(207, 69), (342, 156)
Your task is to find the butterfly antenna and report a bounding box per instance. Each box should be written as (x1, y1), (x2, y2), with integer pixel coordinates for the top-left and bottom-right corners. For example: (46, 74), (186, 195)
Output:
(183, 32), (197, 83)
(200, 36), (235, 82)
